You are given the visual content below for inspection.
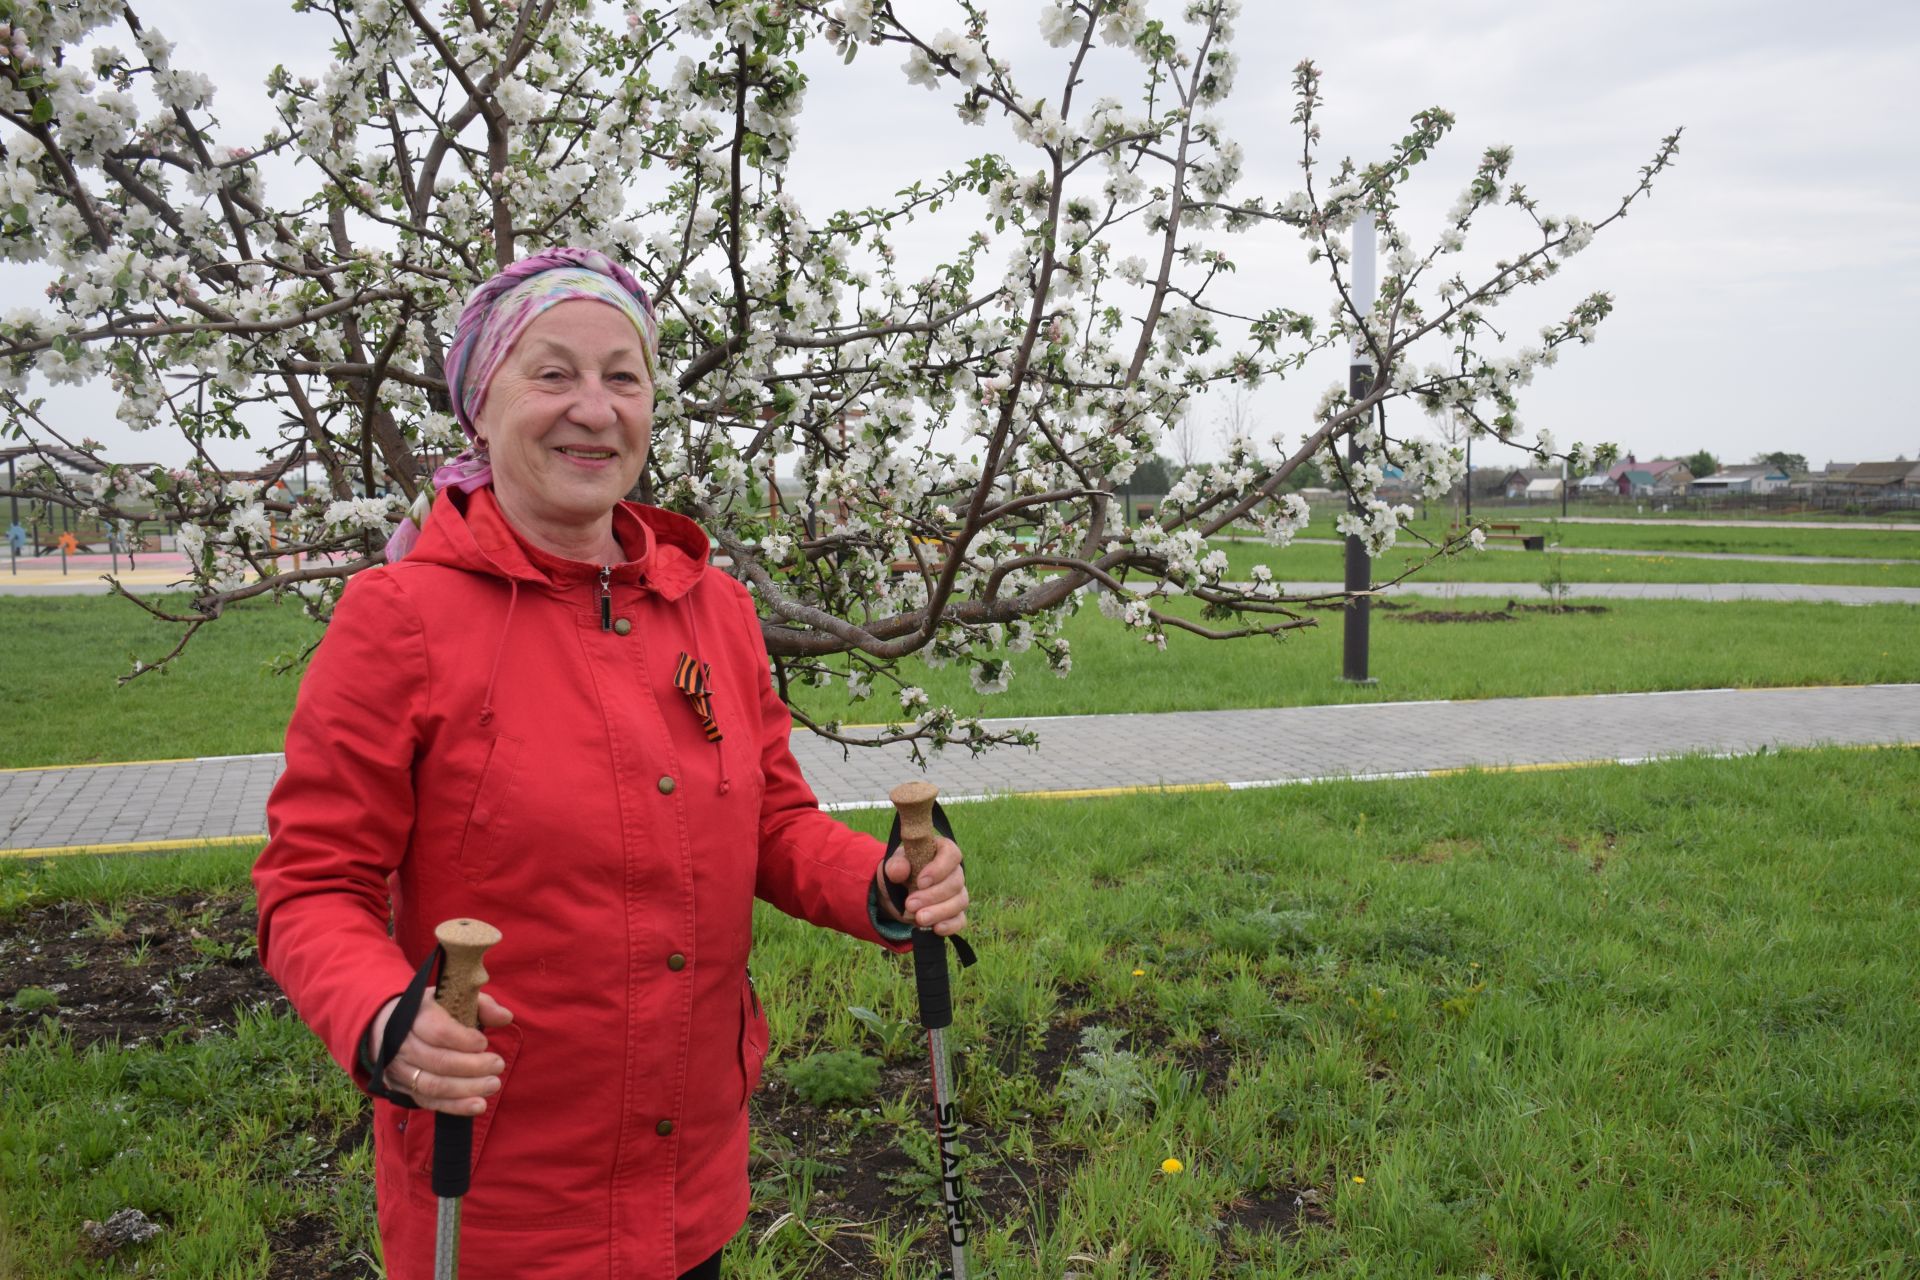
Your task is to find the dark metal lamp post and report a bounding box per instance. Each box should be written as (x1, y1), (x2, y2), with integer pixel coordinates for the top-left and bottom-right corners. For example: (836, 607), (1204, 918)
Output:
(1342, 212), (1378, 685)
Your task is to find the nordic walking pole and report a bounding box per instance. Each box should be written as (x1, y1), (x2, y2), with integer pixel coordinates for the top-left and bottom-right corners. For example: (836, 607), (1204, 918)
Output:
(430, 918), (502, 1280)
(889, 782), (972, 1280)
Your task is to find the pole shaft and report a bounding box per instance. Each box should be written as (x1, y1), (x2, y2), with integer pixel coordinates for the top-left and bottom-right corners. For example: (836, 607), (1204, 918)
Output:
(434, 1198), (461, 1280)
(431, 919), (500, 1278)
(927, 1026), (968, 1280)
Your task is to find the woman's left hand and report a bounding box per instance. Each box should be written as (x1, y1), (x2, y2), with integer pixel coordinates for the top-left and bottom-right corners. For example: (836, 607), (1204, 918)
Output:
(880, 837), (968, 935)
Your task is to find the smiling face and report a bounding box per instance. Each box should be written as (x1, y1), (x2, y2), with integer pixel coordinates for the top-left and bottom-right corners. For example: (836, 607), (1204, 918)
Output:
(475, 299), (654, 561)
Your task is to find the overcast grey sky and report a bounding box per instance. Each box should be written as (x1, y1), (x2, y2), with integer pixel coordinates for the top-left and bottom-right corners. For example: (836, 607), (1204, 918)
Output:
(13, 0), (1918, 472)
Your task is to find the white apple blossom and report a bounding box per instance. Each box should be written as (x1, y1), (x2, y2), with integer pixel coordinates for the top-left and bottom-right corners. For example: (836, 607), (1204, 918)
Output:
(0, 0), (1673, 753)
(902, 48), (940, 90)
(1039, 3), (1089, 48)
(1099, 1), (1147, 47)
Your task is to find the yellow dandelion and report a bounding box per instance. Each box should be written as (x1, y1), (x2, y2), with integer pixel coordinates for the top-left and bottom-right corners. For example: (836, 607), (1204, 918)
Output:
(1162, 1158), (1184, 1174)
(1132, 968), (1145, 977)
(1352, 1175), (1366, 1184)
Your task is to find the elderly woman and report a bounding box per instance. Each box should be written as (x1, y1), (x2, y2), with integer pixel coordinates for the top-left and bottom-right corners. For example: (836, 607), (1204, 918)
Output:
(253, 248), (968, 1280)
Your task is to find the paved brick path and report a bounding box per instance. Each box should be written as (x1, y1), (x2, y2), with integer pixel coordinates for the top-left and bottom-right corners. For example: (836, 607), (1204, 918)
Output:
(5, 684), (1917, 855)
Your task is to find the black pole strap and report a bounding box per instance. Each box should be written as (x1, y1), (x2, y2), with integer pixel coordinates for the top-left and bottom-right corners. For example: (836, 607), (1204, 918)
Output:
(366, 943), (445, 1109)
(884, 800), (977, 1031)
(360, 944), (477, 1198)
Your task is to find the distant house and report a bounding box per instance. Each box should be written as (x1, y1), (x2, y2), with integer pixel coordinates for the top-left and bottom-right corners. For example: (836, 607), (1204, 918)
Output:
(1575, 471), (1617, 494)
(1691, 463), (1791, 496)
(1620, 468), (1662, 494)
(1524, 476), (1564, 501)
(1374, 463), (1415, 499)
(1446, 469), (1508, 504)
(1502, 467), (1561, 499)
(1838, 460), (1920, 492)
(1605, 456), (1692, 496)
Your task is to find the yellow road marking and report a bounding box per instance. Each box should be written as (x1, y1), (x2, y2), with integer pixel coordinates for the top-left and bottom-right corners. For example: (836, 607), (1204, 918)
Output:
(0, 755), (203, 775)
(825, 741), (1920, 812)
(1425, 759), (1605, 777)
(1006, 781), (1231, 801)
(2, 834), (264, 860)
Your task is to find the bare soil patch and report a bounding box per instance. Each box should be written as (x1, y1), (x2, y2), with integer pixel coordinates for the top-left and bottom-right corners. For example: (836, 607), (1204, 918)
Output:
(0, 892), (284, 1048)
(1399, 609), (1516, 624)
(1394, 601), (1613, 623)
(5, 898), (1308, 1274)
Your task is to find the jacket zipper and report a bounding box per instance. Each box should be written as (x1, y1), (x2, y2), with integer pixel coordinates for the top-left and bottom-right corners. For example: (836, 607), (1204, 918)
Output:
(598, 565), (612, 632)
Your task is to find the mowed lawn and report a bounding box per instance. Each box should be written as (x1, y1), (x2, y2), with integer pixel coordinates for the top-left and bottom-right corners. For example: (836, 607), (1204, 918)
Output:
(1217, 540), (1920, 588)
(2, 748), (1916, 1276)
(0, 595), (326, 769)
(1376, 514), (1920, 561)
(3, 593), (1917, 768)
(788, 596), (1917, 727)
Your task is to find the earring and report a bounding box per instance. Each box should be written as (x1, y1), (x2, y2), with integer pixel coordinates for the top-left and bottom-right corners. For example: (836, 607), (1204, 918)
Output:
(473, 437), (490, 458)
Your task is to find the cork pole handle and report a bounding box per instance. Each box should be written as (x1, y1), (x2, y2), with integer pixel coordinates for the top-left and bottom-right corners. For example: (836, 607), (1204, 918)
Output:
(889, 781), (941, 893)
(434, 918), (502, 1030)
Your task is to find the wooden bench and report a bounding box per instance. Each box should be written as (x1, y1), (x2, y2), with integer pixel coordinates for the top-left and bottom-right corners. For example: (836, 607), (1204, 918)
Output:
(1456, 523), (1546, 551)
(889, 533), (955, 576)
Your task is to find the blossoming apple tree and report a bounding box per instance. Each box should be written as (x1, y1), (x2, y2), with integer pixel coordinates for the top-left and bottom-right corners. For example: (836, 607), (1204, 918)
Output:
(0, 0), (1677, 751)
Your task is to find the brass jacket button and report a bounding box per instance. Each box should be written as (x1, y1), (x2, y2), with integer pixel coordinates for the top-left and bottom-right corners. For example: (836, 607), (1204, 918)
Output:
(657, 776), (675, 795)
(656, 1118), (674, 1137)
(667, 953), (686, 971)
(612, 617), (632, 636)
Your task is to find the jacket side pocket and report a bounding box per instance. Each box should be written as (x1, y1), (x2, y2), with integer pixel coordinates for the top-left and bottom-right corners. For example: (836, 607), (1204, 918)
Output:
(738, 973), (770, 1109)
(406, 1023), (524, 1186)
(457, 735), (523, 882)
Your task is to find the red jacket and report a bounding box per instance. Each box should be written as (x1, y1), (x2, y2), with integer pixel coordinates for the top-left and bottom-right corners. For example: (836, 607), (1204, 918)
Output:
(255, 487), (906, 1278)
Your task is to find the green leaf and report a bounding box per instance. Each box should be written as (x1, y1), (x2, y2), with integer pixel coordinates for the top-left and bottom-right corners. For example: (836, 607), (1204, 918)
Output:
(30, 98), (54, 126)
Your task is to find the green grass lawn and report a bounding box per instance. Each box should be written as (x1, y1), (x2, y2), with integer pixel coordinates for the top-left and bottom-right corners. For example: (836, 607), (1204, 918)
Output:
(1219, 540), (1920, 588)
(0, 595), (322, 770)
(4, 748), (1917, 1276)
(4, 594), (1916, 768)
(790, 596), (1918, 727)
(1458, 502), (1920, 528)
(1390, 513), (1920, 560)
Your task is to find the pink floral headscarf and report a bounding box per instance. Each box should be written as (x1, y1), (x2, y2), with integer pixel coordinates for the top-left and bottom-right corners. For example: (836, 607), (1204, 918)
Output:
(384, 247), (659, 561)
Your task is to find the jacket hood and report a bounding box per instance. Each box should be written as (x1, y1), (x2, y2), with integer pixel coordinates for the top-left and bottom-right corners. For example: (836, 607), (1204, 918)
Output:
(400, 484), (711, 601)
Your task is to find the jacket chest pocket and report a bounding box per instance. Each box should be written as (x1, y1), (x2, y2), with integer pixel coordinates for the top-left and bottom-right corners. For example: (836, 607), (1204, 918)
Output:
(458, 735), (523, 883)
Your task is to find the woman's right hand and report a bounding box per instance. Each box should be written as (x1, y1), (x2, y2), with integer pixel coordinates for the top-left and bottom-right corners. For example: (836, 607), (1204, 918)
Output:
(371, 989), (515, 1117)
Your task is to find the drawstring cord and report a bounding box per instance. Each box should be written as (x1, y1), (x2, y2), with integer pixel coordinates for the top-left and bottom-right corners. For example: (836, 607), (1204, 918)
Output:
(478, 579), (520, 726)
(479, 566), (725, 793)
